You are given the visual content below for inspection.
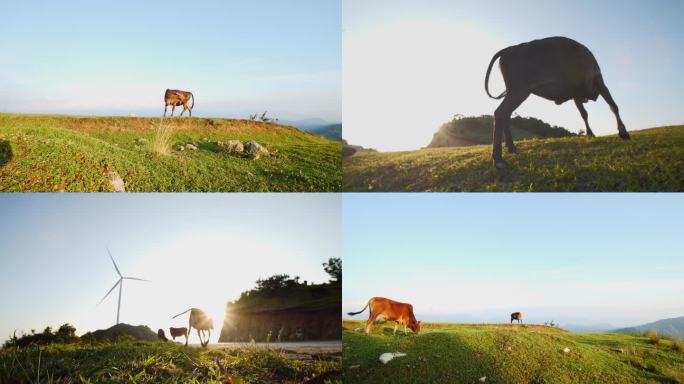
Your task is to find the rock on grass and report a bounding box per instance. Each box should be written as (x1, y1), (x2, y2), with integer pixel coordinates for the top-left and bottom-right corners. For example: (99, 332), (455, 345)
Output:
(106, 171), (125, 192)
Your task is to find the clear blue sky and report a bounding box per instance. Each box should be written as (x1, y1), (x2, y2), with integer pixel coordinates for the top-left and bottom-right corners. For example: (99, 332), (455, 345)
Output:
(0, 1), (341, 122)
(343, 193), (684, 329)
(0, 193), (340, 343)
(344, 0), (684, 150)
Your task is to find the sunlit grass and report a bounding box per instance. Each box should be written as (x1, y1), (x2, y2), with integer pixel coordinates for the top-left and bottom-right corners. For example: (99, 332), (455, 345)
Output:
(152, 119), (174, 156)
(0, 340), (341, 383)
(343, 126), (684, 192)
(0, 113), (341, 191)
(343, 320), (684, 383)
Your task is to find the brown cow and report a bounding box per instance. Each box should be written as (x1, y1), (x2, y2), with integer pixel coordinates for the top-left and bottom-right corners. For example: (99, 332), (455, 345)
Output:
(172, 308), (213, 347)
(169, 327), (188, 344)
(485, 36), (629, 168)
(348, 297), (421, 336)
(157, 328), (168, 341)
(164, 89), (195, 117)
(510, 312), (523, 324)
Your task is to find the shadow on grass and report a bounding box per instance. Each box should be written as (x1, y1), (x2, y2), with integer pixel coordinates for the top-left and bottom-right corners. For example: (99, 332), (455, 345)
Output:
(0, 140), (12, 168)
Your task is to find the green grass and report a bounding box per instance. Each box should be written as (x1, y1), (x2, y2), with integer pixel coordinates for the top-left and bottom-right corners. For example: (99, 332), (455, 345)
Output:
(343, 321), (684, 384)
(0, 340), (341, 383)
(0, 113), (341, 191)
(343, 126), (684, 191)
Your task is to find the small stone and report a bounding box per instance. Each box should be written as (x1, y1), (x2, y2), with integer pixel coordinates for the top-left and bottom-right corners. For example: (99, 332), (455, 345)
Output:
(562, 347), (571, 353)
(106, 171), (125, 192)
(177, 145), (185, 151)
(349, 365), (360, 369)
(185, 143), (198, 150)
(218, 140), (244, 153)
(479, 377), (487, 382)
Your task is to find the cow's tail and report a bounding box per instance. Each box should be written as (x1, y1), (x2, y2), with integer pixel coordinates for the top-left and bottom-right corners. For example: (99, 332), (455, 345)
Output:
(173, 309), (192, 319)
(485, 48), (508, 100)
(347, 301), (370, 316)
(190, 93), (195, 109)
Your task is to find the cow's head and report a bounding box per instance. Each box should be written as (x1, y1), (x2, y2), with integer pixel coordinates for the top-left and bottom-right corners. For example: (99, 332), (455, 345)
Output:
(409, 320), (421, 334)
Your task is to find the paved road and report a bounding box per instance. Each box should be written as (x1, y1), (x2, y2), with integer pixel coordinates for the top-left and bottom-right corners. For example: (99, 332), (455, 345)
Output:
(187, 340), (342, 354)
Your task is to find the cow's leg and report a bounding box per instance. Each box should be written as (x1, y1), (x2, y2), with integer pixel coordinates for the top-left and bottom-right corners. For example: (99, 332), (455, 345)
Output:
(597, 79), (629, 139)
(502, 119), (517, 154)
(392, 323), (398, 336)
(164, 104), (168, 117)
(171, 105), (176, 117)
(403, 323), (408, 335)
(493, 90), (530, 168)
(574, 98), (595, 137)
(182, 102), (191, 118)
(365, 311), (378, 336)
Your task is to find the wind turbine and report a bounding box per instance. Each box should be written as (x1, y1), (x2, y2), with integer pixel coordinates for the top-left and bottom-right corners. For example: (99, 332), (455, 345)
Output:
(98, 247), (149, 325)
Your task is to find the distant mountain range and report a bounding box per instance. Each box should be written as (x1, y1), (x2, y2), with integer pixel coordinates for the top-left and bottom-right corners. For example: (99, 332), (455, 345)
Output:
(281, 119), (342, 141)
(613, 316), (684, 339)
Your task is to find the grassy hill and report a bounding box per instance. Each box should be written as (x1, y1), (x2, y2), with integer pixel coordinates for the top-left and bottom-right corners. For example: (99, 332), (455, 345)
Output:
(343, 126), (684, 192)
(80, 323), (158, 342)
(615, 317), (684, 340)
(343, 321), (684, 383)
(428, 115), (575, 148)
(0, 340), (341, 383)
(0, 113), (341, 192)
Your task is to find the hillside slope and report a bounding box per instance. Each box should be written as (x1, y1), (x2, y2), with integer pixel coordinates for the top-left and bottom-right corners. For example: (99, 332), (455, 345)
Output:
(0, 114), (341, 191)
(220, 283), (341, 342)
(615, 316), (684, 340)
(343, 126), (684, 192)
(343, 321), (684, 383)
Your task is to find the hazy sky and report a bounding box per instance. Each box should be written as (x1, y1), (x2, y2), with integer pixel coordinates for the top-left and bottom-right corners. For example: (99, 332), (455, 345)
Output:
(342, 193), (684, 329)
(0, 1), (341, 122)
(0, 194), (340, 343)
(344, 0), (684, 151)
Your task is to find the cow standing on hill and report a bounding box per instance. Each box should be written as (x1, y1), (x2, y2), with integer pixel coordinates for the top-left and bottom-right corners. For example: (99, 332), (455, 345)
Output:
(484, 36), (629, 168)
(164, 89), (195, 117)
(169, 327), (188, 344)
(172, 308), (213, 347)
(348, 297), (421, 336)
(510, 312), (523, 324)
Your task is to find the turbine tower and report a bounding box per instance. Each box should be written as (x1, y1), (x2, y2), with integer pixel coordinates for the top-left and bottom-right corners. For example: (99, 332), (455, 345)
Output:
(98, 247), (149, 325)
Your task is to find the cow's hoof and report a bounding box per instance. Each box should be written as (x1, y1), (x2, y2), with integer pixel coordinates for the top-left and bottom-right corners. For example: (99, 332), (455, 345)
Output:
(494, 160), (508, 169)
(619, 131), (630, 140)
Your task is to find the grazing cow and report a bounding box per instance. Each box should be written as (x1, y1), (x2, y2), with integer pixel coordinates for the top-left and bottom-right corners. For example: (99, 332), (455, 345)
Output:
(348, 297), (421, 336)
(157, 329), (168, 341)
(169, 327), (188, 344)
(510, 312), (523, 324)
(164, 89), (195, 117)
(484, 36), (629, 168)
(172, 308), (213, 347)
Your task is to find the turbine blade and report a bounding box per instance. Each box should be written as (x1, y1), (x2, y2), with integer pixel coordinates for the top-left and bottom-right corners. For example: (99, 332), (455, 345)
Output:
(98, 279), (121, 305)
(123, 277), (149, 282)
(107, 247), (122, 277)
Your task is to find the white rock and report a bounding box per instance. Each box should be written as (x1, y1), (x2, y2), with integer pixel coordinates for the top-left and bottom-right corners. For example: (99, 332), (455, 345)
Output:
(218, 140), (244, 153)
(479, 377), (487, 382)
(185, 143), (198, 150)
(244, 140), (269, 155)
(106, 171), (125, 192)
(379, 352), (407, 364)
(562, 347), (571, 353)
